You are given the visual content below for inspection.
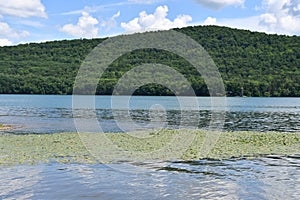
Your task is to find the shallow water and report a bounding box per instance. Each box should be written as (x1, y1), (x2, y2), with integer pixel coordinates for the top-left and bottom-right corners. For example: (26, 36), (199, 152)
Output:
(0, 156), (299, 199)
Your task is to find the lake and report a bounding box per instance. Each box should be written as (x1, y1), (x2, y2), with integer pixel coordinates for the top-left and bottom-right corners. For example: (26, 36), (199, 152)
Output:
(0, 95), (299, 199)
(0, 95), (299, 133)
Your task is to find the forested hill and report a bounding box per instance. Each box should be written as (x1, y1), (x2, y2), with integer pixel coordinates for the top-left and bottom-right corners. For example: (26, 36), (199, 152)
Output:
(0, 25), (299, 97)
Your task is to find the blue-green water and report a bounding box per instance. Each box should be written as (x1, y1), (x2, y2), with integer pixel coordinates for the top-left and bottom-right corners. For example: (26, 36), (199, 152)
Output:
(0, 95), (299, 133)
(0, 95), (299, 199)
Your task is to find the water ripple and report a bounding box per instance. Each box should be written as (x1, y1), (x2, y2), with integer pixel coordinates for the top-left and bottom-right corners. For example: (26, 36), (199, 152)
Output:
(1, 156), (299, 199)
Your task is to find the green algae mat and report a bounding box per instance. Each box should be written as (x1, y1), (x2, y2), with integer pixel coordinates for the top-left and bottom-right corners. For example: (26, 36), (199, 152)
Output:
(0, 130), (299, 165)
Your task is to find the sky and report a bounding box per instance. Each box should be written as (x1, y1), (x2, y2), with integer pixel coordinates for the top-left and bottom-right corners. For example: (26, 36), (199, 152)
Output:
(0, 0), (300, 46)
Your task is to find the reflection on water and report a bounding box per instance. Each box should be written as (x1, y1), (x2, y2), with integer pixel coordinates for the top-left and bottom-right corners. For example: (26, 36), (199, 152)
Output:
(0, 95), (299, 133)
(1, 108), (300, 133)
(0, 165), (42, 199)
(0, 156), (299, 199)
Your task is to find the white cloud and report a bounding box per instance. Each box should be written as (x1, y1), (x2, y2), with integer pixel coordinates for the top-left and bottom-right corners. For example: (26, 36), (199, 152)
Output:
(283, 0), (300, 16)
(121, 5), (192, 33)
(198, 0), (300, 36)
(0, 0), (47, 18)
(0, 38), (12, 46)
(0, 21), (30, 39)
(101, 11), (121, 31)
(203, 17), (217, 25)
(113, 11), (121, 19)
(258, 0), (300, 35)
(0, 0), (44, 45)
(0, 16), (31, 46)
(259, 13), (277, 25)
(194, 0), (244, 10)
(60, 12), (99, 38)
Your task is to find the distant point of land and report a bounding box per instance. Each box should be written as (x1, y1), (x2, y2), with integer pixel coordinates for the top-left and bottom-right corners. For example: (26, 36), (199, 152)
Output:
(0, 124), (12, 130)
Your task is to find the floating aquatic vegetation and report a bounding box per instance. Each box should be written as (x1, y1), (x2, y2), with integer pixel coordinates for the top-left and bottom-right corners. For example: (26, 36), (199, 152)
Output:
(0, 130), (299, 165)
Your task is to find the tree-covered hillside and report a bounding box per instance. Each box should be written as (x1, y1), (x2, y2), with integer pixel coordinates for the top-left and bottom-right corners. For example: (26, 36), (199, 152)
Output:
(0, 25), (299, 96)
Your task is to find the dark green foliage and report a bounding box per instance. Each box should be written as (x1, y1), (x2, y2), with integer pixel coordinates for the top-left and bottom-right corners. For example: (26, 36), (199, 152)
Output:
(177, 26), (300, 97)
(0, 25), (299, 96)
(0, 38), (104, 94)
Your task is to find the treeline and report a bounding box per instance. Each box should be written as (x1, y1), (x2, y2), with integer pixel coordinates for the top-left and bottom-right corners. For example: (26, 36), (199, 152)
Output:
(0, 25), (299, 96)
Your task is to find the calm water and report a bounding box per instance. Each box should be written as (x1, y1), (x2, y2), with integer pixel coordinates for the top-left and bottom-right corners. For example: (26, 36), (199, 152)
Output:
(0, 95), (299, 199)
(0, 95), (299, 133)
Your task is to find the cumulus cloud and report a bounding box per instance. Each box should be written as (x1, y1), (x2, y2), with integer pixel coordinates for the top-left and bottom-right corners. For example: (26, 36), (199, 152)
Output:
(201, 0), (300, 35)
(0, 21), (29, 46)
(0, 21), (30, 39)
(259, 0), (300, 35)
(0, 0), (45, 46)
(203, 17), (217, 25)
(283, 0), (300, 16)
(194, 0), (244, 10)
(0, 0), (47, 18)
(0, 38), (12, 46)
(61, 12), (99, 38)
(121, 5), (192, 33)
(259, 13), (277, 27)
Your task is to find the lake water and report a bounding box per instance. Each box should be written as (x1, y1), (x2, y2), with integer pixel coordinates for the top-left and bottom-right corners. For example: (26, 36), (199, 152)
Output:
(0, 95), (299, 133)
(0, 95), (299, 199)
(1, 156), (300, 199)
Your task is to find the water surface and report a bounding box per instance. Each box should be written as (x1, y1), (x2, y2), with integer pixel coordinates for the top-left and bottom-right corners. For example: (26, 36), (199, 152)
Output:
(0, 156), (299, 199)
(1, 95), (299, 199)
(0, 95), (299, 133)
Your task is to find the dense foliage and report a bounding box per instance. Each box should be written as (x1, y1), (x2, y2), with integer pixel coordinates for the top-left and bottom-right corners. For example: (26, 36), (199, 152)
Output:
(0, 25), (299, 96)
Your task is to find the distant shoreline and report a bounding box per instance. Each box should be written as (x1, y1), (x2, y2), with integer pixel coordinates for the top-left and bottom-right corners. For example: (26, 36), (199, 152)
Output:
(0, 94), (300, 98)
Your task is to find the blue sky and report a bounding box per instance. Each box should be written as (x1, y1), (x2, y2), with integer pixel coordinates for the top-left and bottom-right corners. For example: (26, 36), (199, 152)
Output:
(0, 0), (299, 46)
